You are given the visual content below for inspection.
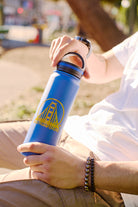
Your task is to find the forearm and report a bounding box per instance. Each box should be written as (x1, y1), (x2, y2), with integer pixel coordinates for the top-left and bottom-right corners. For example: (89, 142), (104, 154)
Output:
(84, 50), (124, 84)
(18, 143), (137, 194)
(93, 161), (138, 194)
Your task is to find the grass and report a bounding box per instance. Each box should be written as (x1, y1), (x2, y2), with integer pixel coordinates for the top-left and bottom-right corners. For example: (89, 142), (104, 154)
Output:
(17, 105), (36, 119)
(32, 86), (44, 93)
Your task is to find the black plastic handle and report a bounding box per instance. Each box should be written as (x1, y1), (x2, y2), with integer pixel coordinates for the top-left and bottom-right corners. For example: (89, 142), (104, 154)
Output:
(62, 52), (85, 70)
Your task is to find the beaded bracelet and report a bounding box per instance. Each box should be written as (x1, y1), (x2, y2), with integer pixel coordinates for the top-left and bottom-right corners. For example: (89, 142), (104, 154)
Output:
(84, 157), (95, 192)
(90, 158), (95, 192)
(84, 157), (91, 191)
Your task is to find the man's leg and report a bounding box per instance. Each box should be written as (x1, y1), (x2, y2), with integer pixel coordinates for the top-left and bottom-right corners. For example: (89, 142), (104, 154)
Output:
(0, 121), (30, 169)
(0, 179), (114, 207)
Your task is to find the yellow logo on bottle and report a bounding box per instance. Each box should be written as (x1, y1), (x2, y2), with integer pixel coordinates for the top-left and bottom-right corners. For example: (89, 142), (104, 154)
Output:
(34, 98), (64, 132)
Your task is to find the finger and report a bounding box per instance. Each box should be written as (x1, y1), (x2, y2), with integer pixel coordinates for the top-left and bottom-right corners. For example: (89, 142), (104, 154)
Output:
(52, 35), (71, 58)
(51, 36), (72, 66)
(17, 142), (54, 154)
(52, 38), (87, 67)
(23, 150), (53, 166)
(49, 38), (60, 60)
(52, 40), (76, 67)
(23, 154), (43, 166)
(50, 35), (71, 57)
(30, 164), (45, 173)
(83, 68), (90, 79)
(49, 39), (56, 59)
(31, 171), (50, 184)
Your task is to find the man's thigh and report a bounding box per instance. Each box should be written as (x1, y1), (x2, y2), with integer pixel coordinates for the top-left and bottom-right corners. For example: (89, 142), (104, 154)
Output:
(0, 180), (111, 207)
(0, 121), (30, 169)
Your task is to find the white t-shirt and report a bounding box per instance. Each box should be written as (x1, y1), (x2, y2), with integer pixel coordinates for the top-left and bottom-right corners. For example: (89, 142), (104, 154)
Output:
(64, 32), (138, 207)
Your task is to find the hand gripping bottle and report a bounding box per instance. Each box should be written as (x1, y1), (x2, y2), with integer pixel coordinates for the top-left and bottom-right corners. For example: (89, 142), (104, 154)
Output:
(22, 52), (85, 156)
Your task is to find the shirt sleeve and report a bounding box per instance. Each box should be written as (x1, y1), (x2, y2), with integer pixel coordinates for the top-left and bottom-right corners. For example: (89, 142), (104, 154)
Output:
(112, 32), (138, 67)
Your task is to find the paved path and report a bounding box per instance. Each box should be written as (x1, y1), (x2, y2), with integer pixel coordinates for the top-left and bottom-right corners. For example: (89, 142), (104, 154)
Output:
(0, 60), (41, 107)
(1, 39), (50, 49)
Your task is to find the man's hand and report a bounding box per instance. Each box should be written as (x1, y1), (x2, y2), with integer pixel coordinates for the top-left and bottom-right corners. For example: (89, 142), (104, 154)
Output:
(17, 142), (85, 189)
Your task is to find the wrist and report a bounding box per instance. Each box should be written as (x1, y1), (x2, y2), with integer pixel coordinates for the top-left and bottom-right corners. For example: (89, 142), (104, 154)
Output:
(77, 159), (86, 187)
(74, 36), (92, 58)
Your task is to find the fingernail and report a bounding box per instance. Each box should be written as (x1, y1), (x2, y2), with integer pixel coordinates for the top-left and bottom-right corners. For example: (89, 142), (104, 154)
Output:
(51, 61), (55, 67)
(17, 145), (21, 151)
(51, 61), (53, 66)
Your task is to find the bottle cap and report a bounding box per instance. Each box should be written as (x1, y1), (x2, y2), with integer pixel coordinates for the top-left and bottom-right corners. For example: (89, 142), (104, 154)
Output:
(57, 52), (85, 79)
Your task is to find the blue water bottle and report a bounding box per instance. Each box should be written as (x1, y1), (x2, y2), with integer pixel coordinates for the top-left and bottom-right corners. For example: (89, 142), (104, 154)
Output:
(22, 52), (85, 156)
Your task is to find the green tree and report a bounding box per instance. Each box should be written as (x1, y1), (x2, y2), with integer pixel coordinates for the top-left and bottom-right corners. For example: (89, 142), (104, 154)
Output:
(0, 0), (4, 25)
(126, 0), (138, 34)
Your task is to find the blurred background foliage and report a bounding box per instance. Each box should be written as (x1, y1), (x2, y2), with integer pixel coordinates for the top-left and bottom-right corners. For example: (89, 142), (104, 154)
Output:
(49, 0), (138, 36)
(101, 0), (138, 34)
(0, 0), (137, 51)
